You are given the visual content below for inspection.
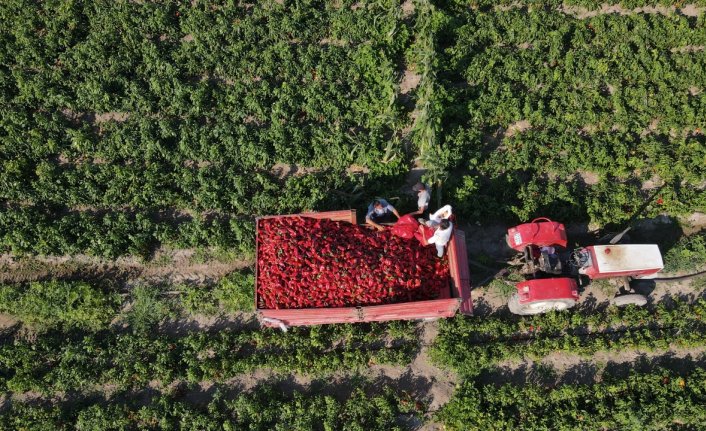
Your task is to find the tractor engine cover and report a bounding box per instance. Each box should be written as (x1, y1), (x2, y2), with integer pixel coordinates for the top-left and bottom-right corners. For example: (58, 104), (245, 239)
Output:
(579, 244), (664, 279)
(507, 217), (568, 251)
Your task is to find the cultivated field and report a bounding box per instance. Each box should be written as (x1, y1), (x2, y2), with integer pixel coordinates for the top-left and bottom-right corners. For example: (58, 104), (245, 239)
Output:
(1, 0), (705, 429)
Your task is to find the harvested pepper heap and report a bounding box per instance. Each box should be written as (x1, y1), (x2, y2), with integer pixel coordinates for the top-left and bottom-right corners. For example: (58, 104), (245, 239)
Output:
(257, 217), (450, 309)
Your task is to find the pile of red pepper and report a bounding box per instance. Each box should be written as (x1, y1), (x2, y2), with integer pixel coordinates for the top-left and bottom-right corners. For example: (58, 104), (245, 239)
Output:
(257, 216), (450, 309)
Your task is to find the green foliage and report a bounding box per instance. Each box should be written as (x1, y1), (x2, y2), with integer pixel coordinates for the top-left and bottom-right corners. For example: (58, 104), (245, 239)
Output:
(431, 298), (706, 377)
(0, 270), (257, 333)
(441, 1), (706, 8)
(0, 280), (120, 332)
(0, 205), (255, 259)
(4, 0), (702, 258)
(433, 6), (706, 224)
(213, 270), (255, 313)
(0, 322), (418, 394)
(180, 270), (256, 315)
(11, 3), (706, 429)
(0, 0), (411, 258)
(663, 230), (706, 272)
(0, 384), (418, 431)
(179, 284), (219, 316)
(484, 278), (518, 301)
(123, 285), (174, 333)
(437, 367), (706, 430)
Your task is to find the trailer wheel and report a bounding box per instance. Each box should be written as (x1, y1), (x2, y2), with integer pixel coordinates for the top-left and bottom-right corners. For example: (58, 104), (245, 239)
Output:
(508, 293), (577, 315)
(610, 294), (647, 307)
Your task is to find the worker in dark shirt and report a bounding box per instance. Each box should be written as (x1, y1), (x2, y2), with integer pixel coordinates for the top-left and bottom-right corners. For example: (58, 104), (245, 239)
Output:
(365, 199), (400, 231)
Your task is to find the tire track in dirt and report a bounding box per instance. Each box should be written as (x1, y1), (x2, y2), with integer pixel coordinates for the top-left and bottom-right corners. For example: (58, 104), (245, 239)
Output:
(559, 3), (705, 18)
(483, 346), (706, 387)
(494, 2), (706, 18)
(0, 250), (253, 286)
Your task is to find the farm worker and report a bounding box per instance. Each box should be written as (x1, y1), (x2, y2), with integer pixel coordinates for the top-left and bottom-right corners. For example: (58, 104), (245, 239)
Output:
(426, 204), (453, 227)
(366, 199), (400, 231)
(427, 219), (453, 258)
(412, 182), (431, 215)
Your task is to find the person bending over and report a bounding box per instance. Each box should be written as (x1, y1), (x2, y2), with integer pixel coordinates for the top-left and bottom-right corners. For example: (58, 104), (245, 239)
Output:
(427, 219), (453, 257)
(426, 204), (452, 227)
(365, 199), (400, 231)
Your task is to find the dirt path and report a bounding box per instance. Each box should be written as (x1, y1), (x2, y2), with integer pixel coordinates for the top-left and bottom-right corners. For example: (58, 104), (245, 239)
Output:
(158, 312), (259, 335)
(0, 249), (253, 286)
(559, 3), (705, 18)
(492, 2), (705, 17)
(483, 346), (706, 387)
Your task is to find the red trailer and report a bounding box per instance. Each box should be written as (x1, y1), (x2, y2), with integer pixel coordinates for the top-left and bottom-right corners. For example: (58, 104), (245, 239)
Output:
(256, 210), (472, 329)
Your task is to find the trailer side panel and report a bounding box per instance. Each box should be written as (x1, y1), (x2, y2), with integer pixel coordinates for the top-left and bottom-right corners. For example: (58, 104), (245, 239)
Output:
(256, 210), (472, 326)
(449, 230), (473, 315)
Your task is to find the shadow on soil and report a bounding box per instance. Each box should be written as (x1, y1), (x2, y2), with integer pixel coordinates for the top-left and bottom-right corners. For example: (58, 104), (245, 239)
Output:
(476, 351), (706, 388)
(158, 313), (260, 336)
(0, 258), (142, 286)
(178, 372), (431, 419)
(603, 352), (706, 381)
(467, 286), (706, 321)
(1, 371), (430, 424)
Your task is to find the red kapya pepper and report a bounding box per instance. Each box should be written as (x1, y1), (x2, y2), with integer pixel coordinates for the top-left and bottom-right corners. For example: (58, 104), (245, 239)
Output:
(257, 217), (450, 309)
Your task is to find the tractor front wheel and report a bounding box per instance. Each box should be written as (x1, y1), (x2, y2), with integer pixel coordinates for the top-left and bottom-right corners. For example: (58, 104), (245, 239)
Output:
(508, 293), (577, 315)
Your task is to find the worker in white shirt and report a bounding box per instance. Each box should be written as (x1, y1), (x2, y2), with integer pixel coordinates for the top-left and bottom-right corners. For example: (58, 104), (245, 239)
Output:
(426, 204), (452, 227)
(365, 199), (400, 231)
(427, 219), (453, 257)
(412, 182), (431, 215)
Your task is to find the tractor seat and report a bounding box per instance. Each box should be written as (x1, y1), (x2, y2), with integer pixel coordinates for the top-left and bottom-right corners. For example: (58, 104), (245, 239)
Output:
(539, 249), (563, 275)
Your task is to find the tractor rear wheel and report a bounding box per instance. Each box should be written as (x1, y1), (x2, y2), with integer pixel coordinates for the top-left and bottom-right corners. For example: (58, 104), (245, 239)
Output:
(610, 294), (647, 307)
(508, 293), (577, 315)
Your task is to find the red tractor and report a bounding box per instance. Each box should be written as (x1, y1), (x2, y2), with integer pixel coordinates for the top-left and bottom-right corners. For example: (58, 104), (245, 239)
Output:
(505, 218), (664, 315)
